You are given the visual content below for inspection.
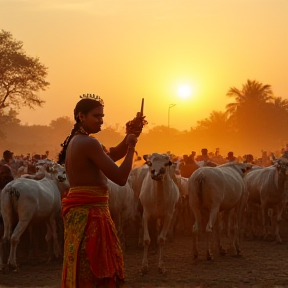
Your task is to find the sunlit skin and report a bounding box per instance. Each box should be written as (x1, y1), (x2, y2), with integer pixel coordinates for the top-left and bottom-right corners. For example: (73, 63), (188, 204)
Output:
(177, 85), (192, 99)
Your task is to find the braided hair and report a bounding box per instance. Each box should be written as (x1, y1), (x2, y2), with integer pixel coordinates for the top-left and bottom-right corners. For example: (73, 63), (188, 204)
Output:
(57, 98), (104, 165)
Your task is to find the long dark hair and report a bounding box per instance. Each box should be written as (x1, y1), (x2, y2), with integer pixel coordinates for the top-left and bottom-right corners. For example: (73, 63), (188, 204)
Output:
(57, 98), (104, 164)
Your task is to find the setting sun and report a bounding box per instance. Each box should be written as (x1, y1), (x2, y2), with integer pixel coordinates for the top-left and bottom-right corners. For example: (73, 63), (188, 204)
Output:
(177, 84), (192, 99)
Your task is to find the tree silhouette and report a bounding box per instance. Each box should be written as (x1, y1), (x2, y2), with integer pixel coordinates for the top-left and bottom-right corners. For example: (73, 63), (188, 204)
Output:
(226, 79), (273, 116)
(0, 30), (49, 110)
(224, 79), (287, 152)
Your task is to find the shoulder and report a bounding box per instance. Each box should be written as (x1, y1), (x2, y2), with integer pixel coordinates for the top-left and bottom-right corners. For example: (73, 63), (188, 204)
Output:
(68, 135), (103, 153)
(71, 134), (101, 146)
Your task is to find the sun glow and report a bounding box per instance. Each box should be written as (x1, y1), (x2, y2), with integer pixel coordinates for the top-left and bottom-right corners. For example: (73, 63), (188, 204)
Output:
(177, 84), (192, 99)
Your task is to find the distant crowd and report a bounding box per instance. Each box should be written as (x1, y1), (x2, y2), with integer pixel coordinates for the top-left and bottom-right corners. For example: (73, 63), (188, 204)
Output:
(0, 149), (50, 178)
(1, 146), (288, 179)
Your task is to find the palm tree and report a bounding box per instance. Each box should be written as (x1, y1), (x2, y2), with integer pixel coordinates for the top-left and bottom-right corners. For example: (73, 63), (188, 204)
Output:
(195, 111), (235, 150)
(267, 96), (288, 142)
(270, 96), (288, 112)
(196, 110), (230, 132)
(225, 80), (276, 152)
(225, 79), (273, 116)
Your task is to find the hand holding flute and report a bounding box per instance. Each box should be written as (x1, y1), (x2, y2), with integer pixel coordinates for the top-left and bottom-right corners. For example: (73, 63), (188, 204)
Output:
(125, 98), (148, 137)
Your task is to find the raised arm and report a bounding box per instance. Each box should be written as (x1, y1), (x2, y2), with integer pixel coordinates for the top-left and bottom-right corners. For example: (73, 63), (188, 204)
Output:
(108, 135), (130, 162)
(89, 134), (137, 186)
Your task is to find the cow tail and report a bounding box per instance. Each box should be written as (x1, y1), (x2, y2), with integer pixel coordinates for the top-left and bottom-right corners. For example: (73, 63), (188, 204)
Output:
(195, 172), (205, 203)
(2, 187), (19, 226)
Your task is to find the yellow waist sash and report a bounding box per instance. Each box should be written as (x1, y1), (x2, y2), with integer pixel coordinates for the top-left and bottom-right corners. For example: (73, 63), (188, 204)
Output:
(61, 186), (124, 288)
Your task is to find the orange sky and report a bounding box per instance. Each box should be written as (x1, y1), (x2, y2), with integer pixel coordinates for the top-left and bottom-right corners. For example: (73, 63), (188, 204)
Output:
(1, 0), (287, 131)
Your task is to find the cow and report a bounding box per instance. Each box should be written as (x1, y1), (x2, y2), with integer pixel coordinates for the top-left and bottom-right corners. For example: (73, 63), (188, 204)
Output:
(245, 159), (288, 243)
(139, 153), (180, 274)
(128, 164), (149, 246)
(188, 162), (252, 261)
(0, 164), (15, 267)
(107, 179), (135, 251)
(171, 175), (190, 236)
(0, 162), (69, 271)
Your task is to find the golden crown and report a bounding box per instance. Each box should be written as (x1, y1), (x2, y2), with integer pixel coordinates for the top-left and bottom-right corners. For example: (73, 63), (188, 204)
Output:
(80, 93), (104, 105)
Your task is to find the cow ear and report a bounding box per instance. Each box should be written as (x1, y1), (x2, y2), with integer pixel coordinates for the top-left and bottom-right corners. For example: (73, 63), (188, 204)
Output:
(146, 161), (152, 166)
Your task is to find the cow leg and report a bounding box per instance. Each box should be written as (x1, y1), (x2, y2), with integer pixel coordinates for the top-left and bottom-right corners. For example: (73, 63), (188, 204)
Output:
(260, 204), (269, 240)
(141, 212), (150, 275)
(215, 213), (226, 256)
(8, 220), (30, 270)
(192, 222), (199, 260)
(1, 209), (14, 270)
(158, 238), (165, 274)
(184, 197), (192, 236)
(138, 224), (144, 248)
(136, 200), (144, 248)
(167, 206), (178, 241)
(251, 206), (258, 239)
(227, 209), (241, 256)
(205, 230), (213, 261)
(205, 207), (219, 260)
(157, 214), (173, 274)
(274, 203), (285, 243)
(189, 209), (198, 259)
(234, 214), (242, 257)
(46, 216), (61, 262)
(46, 223), (53, 260)
(191, 205), (201, 259)
(0, 237), (10, 272)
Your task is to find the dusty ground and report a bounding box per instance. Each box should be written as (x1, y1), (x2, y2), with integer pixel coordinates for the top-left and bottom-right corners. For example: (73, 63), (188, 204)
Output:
(1, 223), (288, 288)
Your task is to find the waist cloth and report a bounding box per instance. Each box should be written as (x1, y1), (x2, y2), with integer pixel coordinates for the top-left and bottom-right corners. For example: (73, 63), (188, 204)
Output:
(61, 186), (124, 288)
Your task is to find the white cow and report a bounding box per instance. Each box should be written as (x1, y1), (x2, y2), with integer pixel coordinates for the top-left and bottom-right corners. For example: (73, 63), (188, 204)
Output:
(171, 175), (190, 236)
(245, 159), (288, 243)
(188, 162), (252, 260)
(139, 153), (180, 274)
(128, 164), (149, 245)
(108, 179), (135, 250)
(0, 163), (69, 271)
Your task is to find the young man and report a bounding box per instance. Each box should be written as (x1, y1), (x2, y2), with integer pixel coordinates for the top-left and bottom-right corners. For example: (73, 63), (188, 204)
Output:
(59, 94), (146, 288)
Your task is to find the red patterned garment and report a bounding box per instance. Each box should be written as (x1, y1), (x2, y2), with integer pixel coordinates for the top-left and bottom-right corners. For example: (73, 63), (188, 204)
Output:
(61, 186), (125, 288)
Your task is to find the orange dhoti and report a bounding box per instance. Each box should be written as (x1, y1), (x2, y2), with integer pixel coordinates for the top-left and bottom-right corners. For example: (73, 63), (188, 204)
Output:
(61, 186), (125, 288)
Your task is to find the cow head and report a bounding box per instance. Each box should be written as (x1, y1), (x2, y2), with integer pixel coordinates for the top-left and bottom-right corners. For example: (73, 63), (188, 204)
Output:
(275, 159), (288, 179)
(57, 169), (67, 183)
(146, 153), (172, 181)
(237, 163), (253, 176)
(49, 163), (67, 183)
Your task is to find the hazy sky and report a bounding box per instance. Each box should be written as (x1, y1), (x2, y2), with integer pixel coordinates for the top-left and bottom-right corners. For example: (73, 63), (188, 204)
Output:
(1, 0), (287, 131)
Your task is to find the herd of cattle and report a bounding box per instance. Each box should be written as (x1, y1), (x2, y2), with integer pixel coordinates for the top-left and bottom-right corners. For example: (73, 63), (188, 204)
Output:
(0, 152), (288, 275)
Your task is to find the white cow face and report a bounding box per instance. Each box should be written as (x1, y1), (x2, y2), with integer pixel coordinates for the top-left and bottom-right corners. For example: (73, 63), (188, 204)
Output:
(49, 164), (67, 182)
(146, 153), (172, 181)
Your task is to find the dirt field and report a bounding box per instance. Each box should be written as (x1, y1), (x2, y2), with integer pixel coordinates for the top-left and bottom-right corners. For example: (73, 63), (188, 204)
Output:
(1, 221), (288, 288)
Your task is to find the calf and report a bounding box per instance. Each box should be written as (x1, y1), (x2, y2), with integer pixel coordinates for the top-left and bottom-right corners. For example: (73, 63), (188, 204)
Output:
(139, 153), (180, 274)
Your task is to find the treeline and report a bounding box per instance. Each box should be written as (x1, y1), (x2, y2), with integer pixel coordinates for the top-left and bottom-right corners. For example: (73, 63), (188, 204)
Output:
(1, 31), (288, 160)
(0, 107), (287, 161)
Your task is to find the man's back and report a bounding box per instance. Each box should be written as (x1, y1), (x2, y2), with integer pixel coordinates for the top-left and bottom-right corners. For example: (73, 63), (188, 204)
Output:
(65, 135), (108, 188)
